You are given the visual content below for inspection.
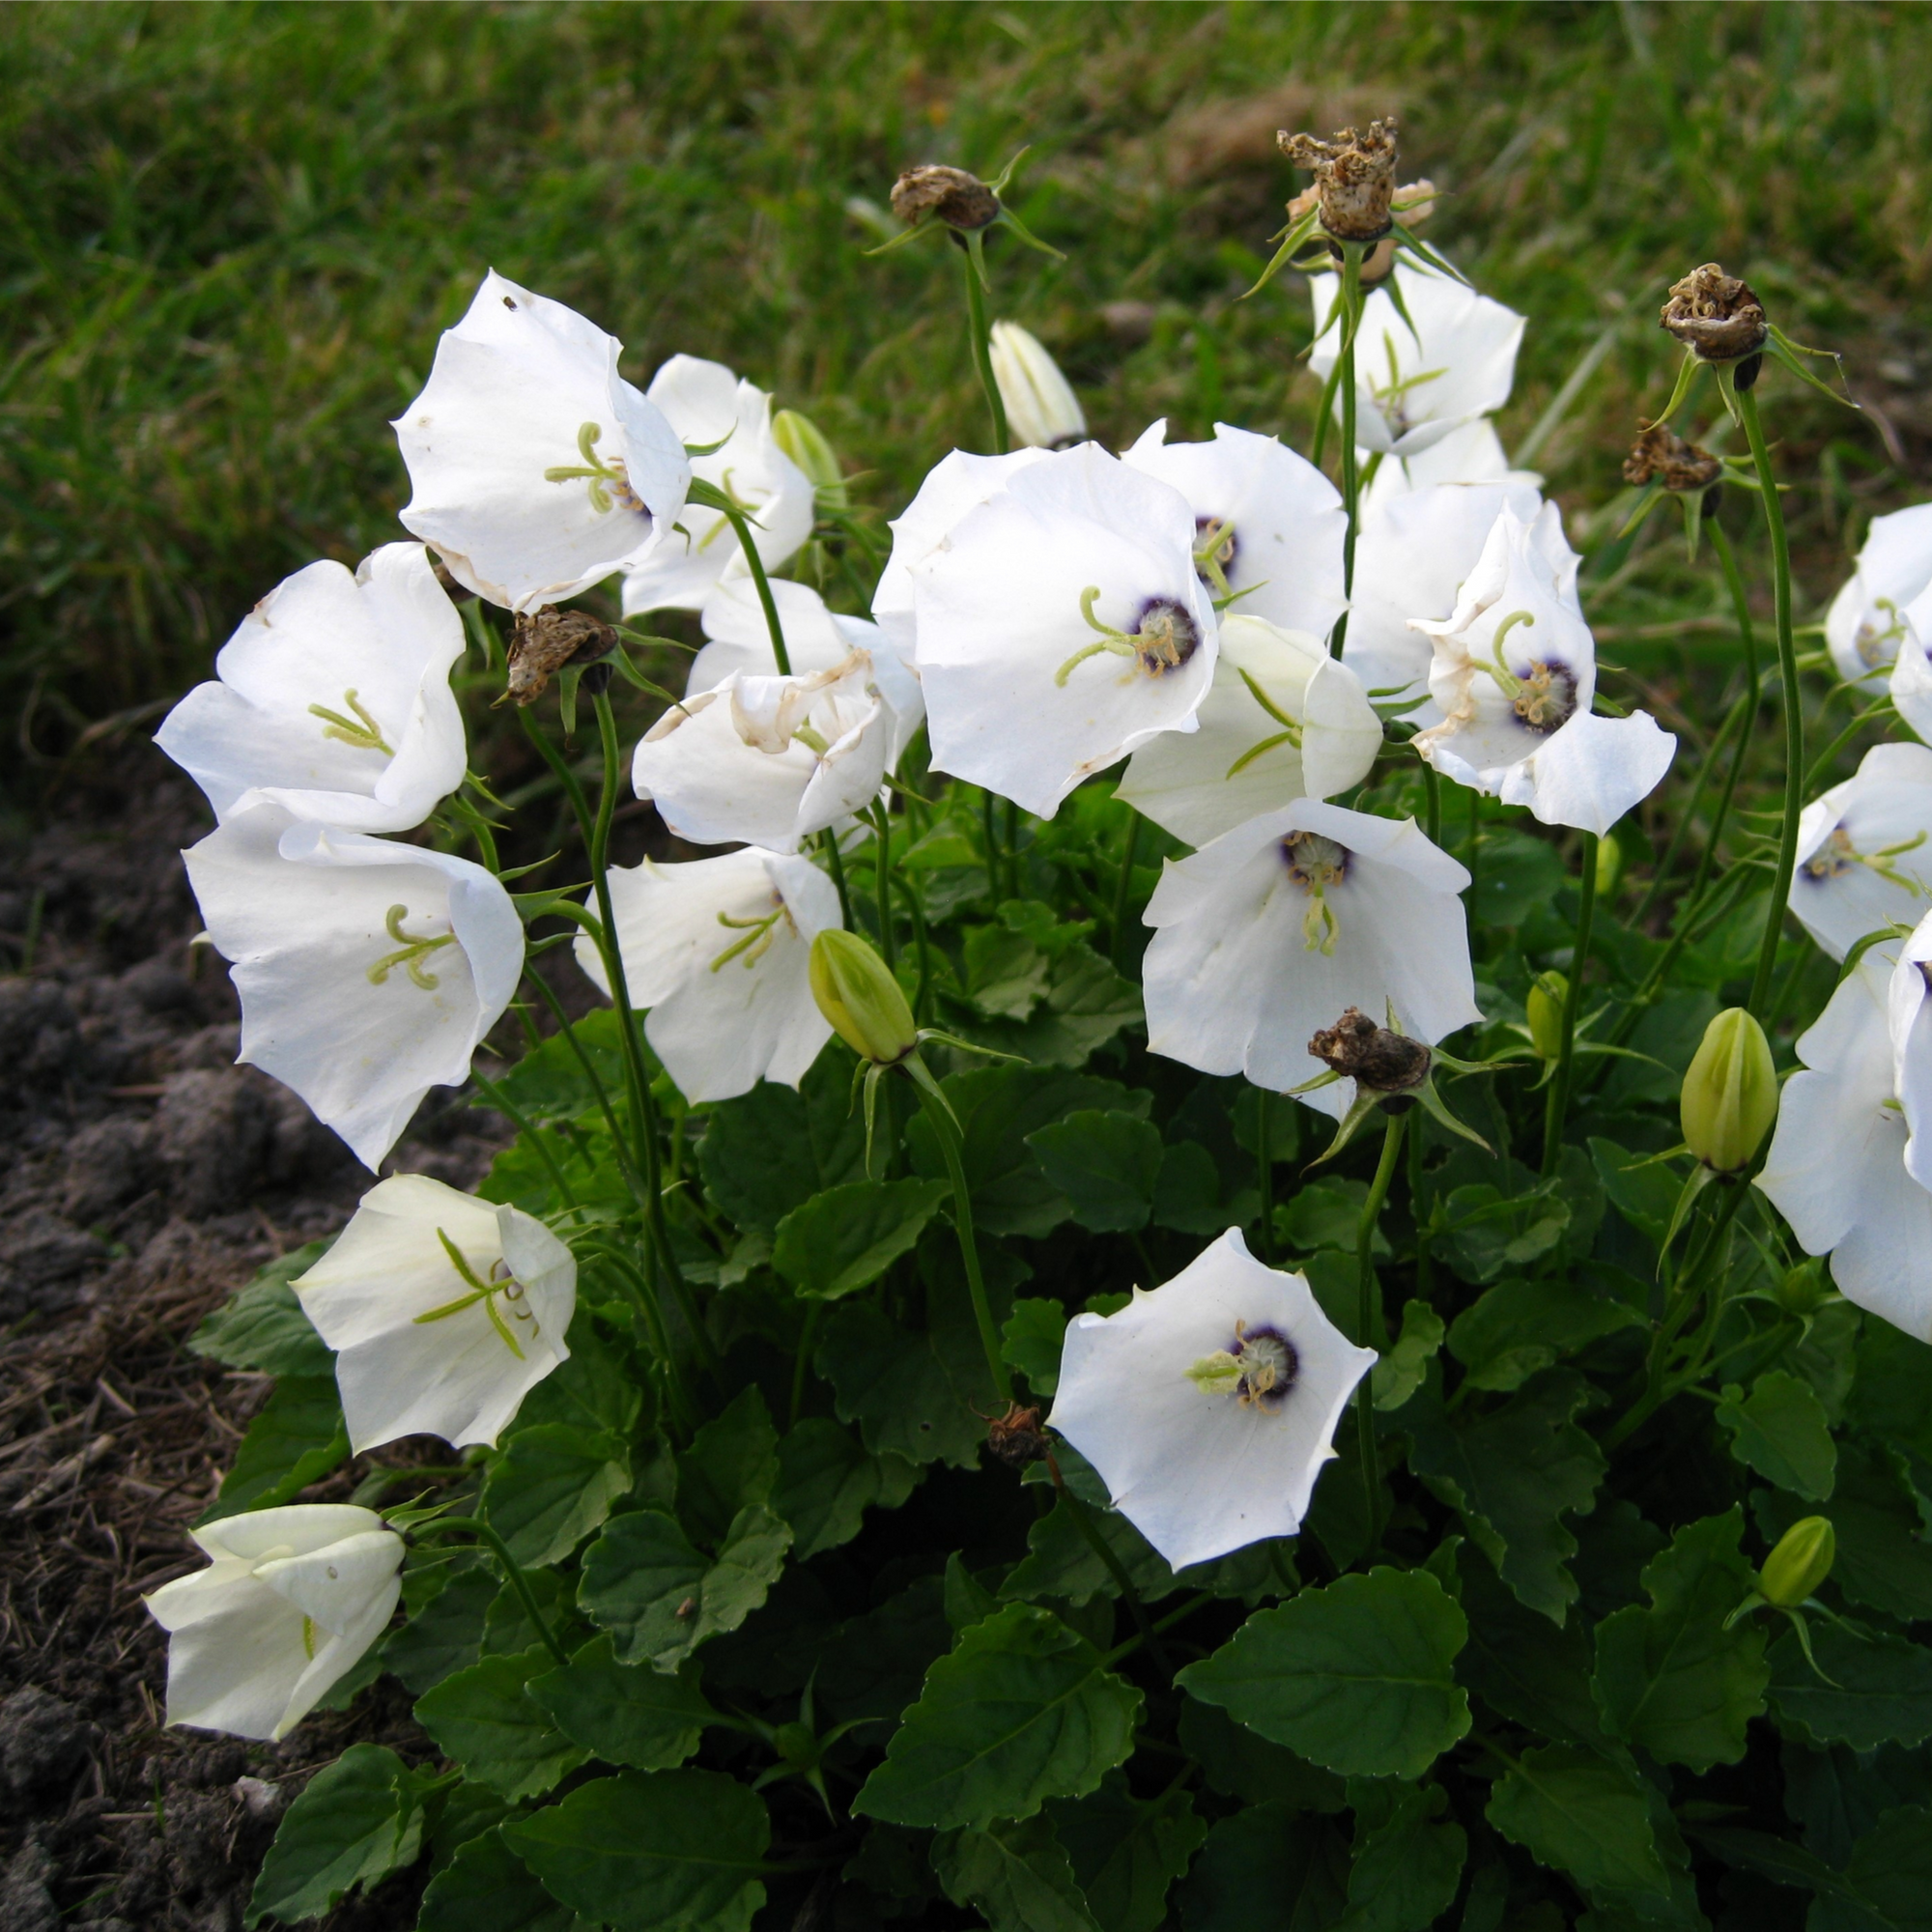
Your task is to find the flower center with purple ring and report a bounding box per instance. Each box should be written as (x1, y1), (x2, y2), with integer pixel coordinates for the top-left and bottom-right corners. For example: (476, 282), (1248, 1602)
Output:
(1193, 514), (1238, 582)
(1133, 597), (1202, 677)
(1280, 831), (1350, 889)
(1512, 660), (1578, 733)
(1232, 1321), (1298, 1408)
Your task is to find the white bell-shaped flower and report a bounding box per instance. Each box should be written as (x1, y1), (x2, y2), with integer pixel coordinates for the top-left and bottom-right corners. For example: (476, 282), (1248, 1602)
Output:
(296, 1174), (576, 1454)
(1122, 420), (1348, 644)
(1789, 742), (1932, 964)
(183, 806), (525, 1170)
(620, 355), (815, 614)
(633, 651), (894, 852)
(1888, 908), (1932, 1198)
(1347, 480), (1545, 709)
(575, 847), (838, 1104)
(1116, 614), (1382, 846)
(908, 442), (1219, 818)
(1411, 503), (1676, 836)
(1048, 1228), (1377, 1569)
(144, 1504), (404, 1741)
(1141, 798), (1480, 1116)
(156, 544), (467, 836)
(1888, 591), (1932, 746)
(989, 322), (1087, 450)
(394, 269), (690, 611)
(1309, 265), (1524, 458)
(1825, 503), (1932, 689)
(1758, 965), (1932, 1341)
(1360, 417), (1542, 512)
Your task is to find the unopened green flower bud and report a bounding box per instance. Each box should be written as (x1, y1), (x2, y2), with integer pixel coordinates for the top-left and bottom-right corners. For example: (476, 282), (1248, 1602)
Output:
(810, 929), (917, 1065)
(1526, 972), (1568, 1061)
(771, 410), (847, 510)
(1777, 1258), (1831, 1316)
(1759, 1516), (1834, 1608)
(988, 321), (1087, 451)
(1680, 1007), (1776, 1174)
(1595, 837), (1623, 898)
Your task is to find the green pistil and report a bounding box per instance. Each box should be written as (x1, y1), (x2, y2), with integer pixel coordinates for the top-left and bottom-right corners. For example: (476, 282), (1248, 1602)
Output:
(412, 1227), (531, 1359)
(710, 904), (786, 972)
(543, 420), (644, 515)
(1226, 667), (1305, 779)
(308, 689), (393, 756)
(300, 1614), (317, 1661)
(367, 905), (458, 991)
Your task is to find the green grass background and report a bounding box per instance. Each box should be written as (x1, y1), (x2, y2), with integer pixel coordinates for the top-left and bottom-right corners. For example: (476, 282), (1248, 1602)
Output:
(1, 0), (1926, 795)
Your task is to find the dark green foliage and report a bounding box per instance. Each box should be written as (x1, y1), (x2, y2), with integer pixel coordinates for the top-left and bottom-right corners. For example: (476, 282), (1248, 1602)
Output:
(197, 1377), (348, 1523)
(245, 1745), (424, 1927)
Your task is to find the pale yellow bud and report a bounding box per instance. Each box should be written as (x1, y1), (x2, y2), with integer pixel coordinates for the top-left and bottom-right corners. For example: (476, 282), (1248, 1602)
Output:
(1526, 972), (1568, 1062)
(1759, 1517), (1834, 1608)
(809, 929), (917, 1066)
(1680, 1008), (1777, 1174)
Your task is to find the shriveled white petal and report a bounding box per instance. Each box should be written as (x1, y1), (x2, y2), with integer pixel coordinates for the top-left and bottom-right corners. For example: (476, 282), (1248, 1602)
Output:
(1047, 1229), (1376, 1568)
(576, 847), (839, 1103)
(395, 270), (689, 611)
(1122, 421), (1348, 643)
(156, 544), (467, 834)
(1826, 503), (1932, 688)
(910, 443), (1218, 817)
(1361, 417), (1542, 510)
(182, 807), (525, 1171)
(1789, 742), (1932, 964)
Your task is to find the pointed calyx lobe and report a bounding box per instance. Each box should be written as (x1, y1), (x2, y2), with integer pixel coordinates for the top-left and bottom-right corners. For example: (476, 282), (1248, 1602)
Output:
(1277, 118), (1401, 240)
(1309, 1007), (1433, 1093)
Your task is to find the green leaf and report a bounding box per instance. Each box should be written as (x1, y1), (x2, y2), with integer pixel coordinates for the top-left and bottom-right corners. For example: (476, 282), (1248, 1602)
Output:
(485, 1564), (582, 1660)
(964, 939), (1144, 1069)
(526, 1633), (716, 1771)
(1373, 1299), (1444, 1412)
(1024, 1110), (1164, 1234)
(1281, 1178), (1385, 1257)
(482, 1422), (632, 1568)
(1335, 1783), (1466, 1932)
(677, 1386), (779, 1548)
(413, 1646), (589, 1801)
(1177, 1697), (1348, 1811)
(772, 1177), (952, 1299)
(503, 1769), (769, 1932)
(813, 1574), (954, 1729)
(1759, 1441), (1932, 1621)
(1001, 1495), (1177, 1606)
(579, 1504), (791, 1673)
(416, 1826), (588, 1932)
(1589, 1137), (1681, 1255)
(1003, 1297), (1069, 1396)
(1177, 1567), (1470, 1779)
(1716, 1369), (1836, 1498)
(189, 1241), (334, 1377)
(514, 1317), (644, 1437)
(479, 1007), (627, 1123)
(1153, 1139), (1243, 1236)
(1435, 1182), (1570, 1286)
(245, 1744), (423, 1928)
(1455, 1547), (1609, 1751)
(1485, 1745), (1670, 1901)
(1470, 827), (1564, 928)
(1590, 1507), (1768, 1772)
(1048, 1775), (1207, 1932)
(817, 1300), (996, 1470)
(932, 1815), (1101, 1932)
(1768, 1618), (1932, 1750)
(1447, 1276), (1642, 1395)
(383, 1564), (496, 1694)
(1173, 1805), (1350, 1932)
(855, 1602), (1142, 1830)
(1833, 1804), (1932, 1931)
(773, 1417), (897, 1560)
(198, 1376), (349, 1523)
(962, 922), (1055, 1020)
(696, 1051), (867, 1232)
(1847, 1321), (1932, 1462)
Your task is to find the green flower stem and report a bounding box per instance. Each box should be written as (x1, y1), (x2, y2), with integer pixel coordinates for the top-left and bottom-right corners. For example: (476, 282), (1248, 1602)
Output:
(1421, 761), (1441, 849)
(1052, 1473), (1173, 1676)
(1110, 809), (1142, 974)
(1409, 1118), (1432, 1304)
(869, 805), (895, 970)
(1738, 381), (1803, 1021)
(519, 966), (652, 1206)
(791, 1302), (821, 1430)
(1541, 831), (1598, 1179)
(1004, 798), (1021, 901)
(1354, 1108), (1406, 1553)
(1254, 1088), (1276, 1264)
(819, 825), (854, 929)
(890, 872), (935, 1024)
(1331, 239), (1364, 659)
(414, 1516), (568, 1667)
(469, 1066), (580, 1213)
(981, 788), (1002, 903)
(960, 237), (1009, 455)
(585, 1239), (696, 1434)
(713, 497), (792, 675)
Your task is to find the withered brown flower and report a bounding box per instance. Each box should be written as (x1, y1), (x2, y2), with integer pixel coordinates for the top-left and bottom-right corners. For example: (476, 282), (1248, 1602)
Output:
(1623, 422), (1723, 493)
(504, 606), (617, 707)
(890, 164), (999, 233)
(1660, 264), (1767, 363)
(1307, 1006), (1433, 1094)
(1277, 119), (1401, 241)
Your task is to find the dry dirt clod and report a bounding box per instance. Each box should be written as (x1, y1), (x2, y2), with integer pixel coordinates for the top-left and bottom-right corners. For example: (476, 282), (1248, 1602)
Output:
(1307, 1007), (1434, 1093)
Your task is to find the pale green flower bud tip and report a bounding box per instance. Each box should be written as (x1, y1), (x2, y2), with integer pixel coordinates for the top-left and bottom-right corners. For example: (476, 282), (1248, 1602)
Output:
(810, 929), (917, 1065)
(772, 410), (847, 506)
(1526, 971), (1568, 1062)
(1759, 1516), (1834, 1608)
(1680, 1007), (1776, 1173)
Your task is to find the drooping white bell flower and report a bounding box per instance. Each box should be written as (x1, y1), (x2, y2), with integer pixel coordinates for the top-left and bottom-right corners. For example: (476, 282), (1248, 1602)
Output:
(1888, 590), (1932, 746)
(1360, 417), (1542, 512)
(989, 322), (1086, 451)
(1825, 503), (1932, 689)
(574, 847), (839, 1103)
(1048, 1228), (1377, 1569)
(1789, 742), (1932, 964)
(1309, 264), (1524, 458)
(619, 355), (815, 615)
(144, 1504), (404, 1741)
(1141, 798), (1480, 1117)
(1122, 420), (1349, 644)
(1411, 502), (1676, 836)
(1758, 964), (1932, 1341)
(1888, 909), (1932, 1199)
(1116, 614), (1382, 845)
(182, 806), (525, 1170)
(691, 576), (923, 766)
(1346, 480), (1545, 708)
(633, 652), (894, 852)
(908, 442), (1219, 818)
(295, 1174), (576, 1454)
(156, 544), (467, 836)
(394, 269), (690, 611)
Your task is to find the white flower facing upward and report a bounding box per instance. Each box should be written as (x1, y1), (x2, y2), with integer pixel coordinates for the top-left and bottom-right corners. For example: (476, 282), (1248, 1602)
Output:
(395, 269), (690, 611)
(633, 652), (895, 852)
(1411, 503), (1676, 836)
(296, 1174), (577, 1453)
(1790, 743), (1932, 964)
(1309, 264), (1524, 458)
(1758, 964), (1932, 1342)
(1116, 614), (1382, 846)
(1048, 1228), (1377, 1569)
(183, 807), (525, 1170)
(620, 355), (815, 614)
(908, 442), (1218, 817)
(156, 544), (467, 836)
(144, 1505), (403, 1741)
(575, 847), (839, 1103)
(1141, 798), (1480, 1117)
(1825, 503), (1932, 688)
(989, 322), (1086, 450)
(1122, 420), (1349, 644)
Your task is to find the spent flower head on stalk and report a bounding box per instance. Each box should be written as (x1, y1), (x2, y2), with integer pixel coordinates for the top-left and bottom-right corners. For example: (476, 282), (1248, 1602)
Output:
(871, 151), (1064, 274)
(1277, 120), (1402, 242)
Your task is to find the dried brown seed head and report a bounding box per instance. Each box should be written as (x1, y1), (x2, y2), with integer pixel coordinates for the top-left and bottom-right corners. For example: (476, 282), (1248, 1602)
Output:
(890, 164), (999, 233)
(1288, 174), (1433, 282)
(505, 606), (617, 707)
(1623, 422), (1724, 492)
(1308, 1006), (1433, 1093)
(1660, 264), (1767, 362)
(1277, 117), (1401, 241)
(984, 1401), (1052, 1466)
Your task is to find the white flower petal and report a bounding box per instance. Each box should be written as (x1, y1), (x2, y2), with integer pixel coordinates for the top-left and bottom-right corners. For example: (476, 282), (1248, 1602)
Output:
(1788, 741), (1932, 964)
(1361, 417), (1542, 510)
(1826, 503), (1932, 688)
(1501, 709), (1679, 838)
(990, 322), (1086, 450)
